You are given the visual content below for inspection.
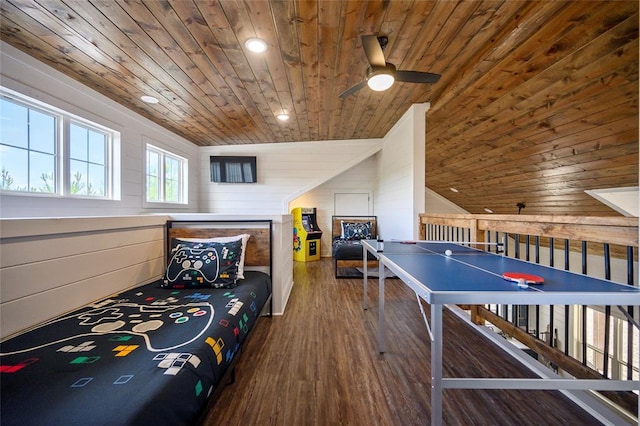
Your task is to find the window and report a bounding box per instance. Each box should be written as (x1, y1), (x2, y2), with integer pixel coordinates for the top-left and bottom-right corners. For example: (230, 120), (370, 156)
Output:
(0, 88), (119, 198)
(70, 123), (108, 196)
(146, 144), (187, 204)
(0, 96), (57, 193)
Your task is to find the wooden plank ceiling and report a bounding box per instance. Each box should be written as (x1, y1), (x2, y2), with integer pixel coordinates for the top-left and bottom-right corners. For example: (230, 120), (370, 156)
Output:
(0, 0), (637, 216)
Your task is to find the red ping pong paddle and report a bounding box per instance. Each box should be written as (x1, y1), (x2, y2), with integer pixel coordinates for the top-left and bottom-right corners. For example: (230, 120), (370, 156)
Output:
(503, 272), (544, 285)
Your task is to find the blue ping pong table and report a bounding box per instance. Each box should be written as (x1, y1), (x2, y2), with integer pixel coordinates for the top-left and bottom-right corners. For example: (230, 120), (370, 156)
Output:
(361, 239), (640, 425)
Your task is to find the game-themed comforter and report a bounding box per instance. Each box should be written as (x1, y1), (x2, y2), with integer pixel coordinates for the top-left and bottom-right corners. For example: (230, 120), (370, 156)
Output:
(0, 271), (271, 426)
(332, 238), (376, 260)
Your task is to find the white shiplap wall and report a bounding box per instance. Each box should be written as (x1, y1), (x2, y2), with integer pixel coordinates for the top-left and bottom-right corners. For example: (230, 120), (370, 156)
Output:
(0, 42), (200, 218)
(0, 216), (167, 339)
(0, 213), (294, 339)
(289, 155), (378, 257)
(376, 104), (429, 240)
(199, 139), (383, 214)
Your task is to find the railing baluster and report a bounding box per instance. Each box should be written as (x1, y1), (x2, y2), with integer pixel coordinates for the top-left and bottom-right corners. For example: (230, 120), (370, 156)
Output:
(535, 236), (540, 339)
(602, 243), (611, 378)
(503, 233), (508, 257)
(549, 306), (554, 349)
(603, 305), (611, 378)
(604, 243), (611, 280)
(525, 234), (531, 333)
(548, 238), (554, 351)
(627, 246), (634, 380)
(581, 241), (587, 366)
(564, 239), (570, 357)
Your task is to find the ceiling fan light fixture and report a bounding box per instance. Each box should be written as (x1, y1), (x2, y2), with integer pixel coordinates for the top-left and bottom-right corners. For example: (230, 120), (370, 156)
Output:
(276, 113), (289, 121)
(367, 72), (395, 91)
(245, 38), (267, 53)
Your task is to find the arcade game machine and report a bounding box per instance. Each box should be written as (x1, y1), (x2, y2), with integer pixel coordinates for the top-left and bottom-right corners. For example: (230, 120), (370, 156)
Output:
(292, 207), (323, 262)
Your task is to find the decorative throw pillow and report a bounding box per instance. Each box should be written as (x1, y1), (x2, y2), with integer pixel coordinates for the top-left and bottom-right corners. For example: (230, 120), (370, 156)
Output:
(175, 234), (250, 279)
(341, 221), (372, 240)
(162, 239), (243, 289)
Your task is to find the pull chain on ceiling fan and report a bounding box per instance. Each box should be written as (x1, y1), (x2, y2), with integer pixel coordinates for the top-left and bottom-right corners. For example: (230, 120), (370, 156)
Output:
(339, 35), (441, 99)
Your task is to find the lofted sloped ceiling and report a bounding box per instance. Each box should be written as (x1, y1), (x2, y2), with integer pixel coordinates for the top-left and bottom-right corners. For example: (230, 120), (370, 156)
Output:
(0, 0), (637, 216)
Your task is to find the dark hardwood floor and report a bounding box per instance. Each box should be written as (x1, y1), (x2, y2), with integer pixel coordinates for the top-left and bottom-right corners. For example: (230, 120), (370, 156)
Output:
(202, 258), (601, 425)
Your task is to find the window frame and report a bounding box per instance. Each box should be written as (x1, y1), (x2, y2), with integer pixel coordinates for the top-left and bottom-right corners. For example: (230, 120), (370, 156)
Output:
(0, 87), (119, 200)
(144, 143), (188, 206)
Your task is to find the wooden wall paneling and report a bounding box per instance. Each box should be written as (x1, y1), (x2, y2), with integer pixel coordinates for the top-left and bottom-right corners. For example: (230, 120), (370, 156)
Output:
(271, 0), (310, 141)
(192, 0), (276, 143)
(217, 0), (288, 142)
(147, 1), (256, 137)
(1, 0), (637, 216)
(428, 1), (606, 139)
(246, 0), (297, 142)
(10, 0), (213, 145)
(427, 1), (570, 131)
(111, 0), (237, 144)
(317, 0), (345, 141)
(332, 2), (369, 139)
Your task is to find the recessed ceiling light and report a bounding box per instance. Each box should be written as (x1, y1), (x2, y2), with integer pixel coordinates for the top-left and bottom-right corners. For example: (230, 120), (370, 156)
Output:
(245, 38), (267, 53)
(276, 113), (290, 121)
(450, 187), (459, 193)
(484, 208), (494, 214)
(141, 95), (159, 104)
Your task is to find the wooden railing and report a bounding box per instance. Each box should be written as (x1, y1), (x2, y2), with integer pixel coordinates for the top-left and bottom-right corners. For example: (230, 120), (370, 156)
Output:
(419, 213), (639, 416)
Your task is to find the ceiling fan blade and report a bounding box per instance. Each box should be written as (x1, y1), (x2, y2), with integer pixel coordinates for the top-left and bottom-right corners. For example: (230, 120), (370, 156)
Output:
(396, 70), (441, 84)
(339, 80), (367, 99)
(361, 35), (386, 67)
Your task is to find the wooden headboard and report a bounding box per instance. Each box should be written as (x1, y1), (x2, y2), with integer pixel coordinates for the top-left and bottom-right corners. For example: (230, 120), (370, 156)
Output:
(331, 215), (377, 239)
(166, 220), (272, 268)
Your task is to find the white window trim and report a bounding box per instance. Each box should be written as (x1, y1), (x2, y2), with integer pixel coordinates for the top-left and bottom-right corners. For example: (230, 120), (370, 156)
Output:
(0, 86), (121, 200)
(144, 142), (188, 207)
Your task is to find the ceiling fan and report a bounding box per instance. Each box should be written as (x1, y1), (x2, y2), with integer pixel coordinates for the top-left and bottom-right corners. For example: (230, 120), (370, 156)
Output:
(339, 35), (441, 99)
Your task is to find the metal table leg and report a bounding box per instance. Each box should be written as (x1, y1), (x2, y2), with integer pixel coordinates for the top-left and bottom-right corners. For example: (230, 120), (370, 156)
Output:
(378, 258), (385, 353)
(431, 303), (443, 425)
(363, 244), (368, 310)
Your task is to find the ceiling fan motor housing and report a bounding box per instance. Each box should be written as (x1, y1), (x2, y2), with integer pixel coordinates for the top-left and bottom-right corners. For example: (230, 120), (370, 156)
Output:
(367, 63), (397, 79)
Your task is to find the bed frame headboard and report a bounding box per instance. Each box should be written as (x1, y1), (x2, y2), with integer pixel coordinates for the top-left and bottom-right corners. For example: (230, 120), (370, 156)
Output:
(166, 220), (272, 270)
(331, 215), (377, 239)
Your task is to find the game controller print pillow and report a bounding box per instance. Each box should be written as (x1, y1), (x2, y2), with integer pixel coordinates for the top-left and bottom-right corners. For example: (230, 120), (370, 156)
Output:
(175, 234), (250, 279)
(341, 221), (373, 240)
(162, 239), (243, 289)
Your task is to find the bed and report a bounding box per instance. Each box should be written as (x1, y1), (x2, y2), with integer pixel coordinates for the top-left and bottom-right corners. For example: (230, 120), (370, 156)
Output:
(332, 215), (378, 278)
(0, 220), (272, 426)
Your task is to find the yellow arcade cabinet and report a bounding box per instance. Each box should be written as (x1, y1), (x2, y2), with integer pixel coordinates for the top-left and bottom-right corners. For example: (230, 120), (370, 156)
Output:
(292, 207), (323, 262)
